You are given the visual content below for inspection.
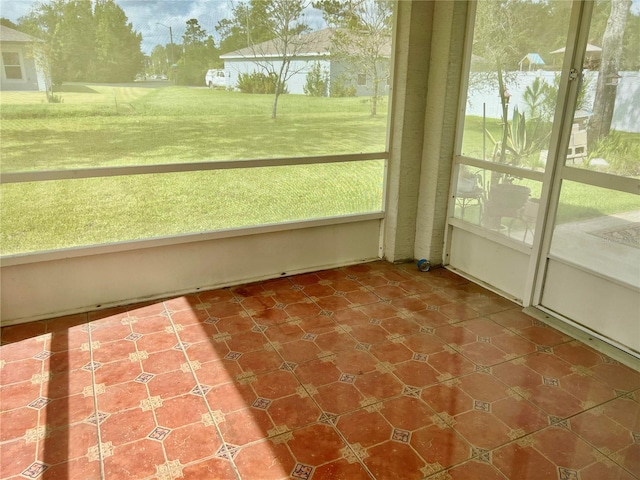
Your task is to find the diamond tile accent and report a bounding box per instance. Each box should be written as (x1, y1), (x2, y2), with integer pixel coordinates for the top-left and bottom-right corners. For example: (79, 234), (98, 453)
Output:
(252, 324), (268, 332)
(28, 397), (51, 410)
(615, 390), (634, 399)
(204, 317), (220, 325)
(369, 318), (382, 325)
(121, 317), (138, 325)
(279, 362), (298, 372)
(134, 372), (155, 384)
(318, 412), (338, 425)
(472, 447), (491, 463)
(403, 386), (421, 397)
(33, 350), (53, 360)
(320, 310), (333, 317)
(477, 336), (491, 343)
(125, 333), (142, 341)
(82, 361), (103, 371)
(86, 412), (110, 425)
(252, 398), (272, 410)
(549, 416), (570, 428)
(339, 373), (356, 384)
(173, 342), (191, 351)
(543, 376), (560, 387)
(334, 291), (346, 297)
(215, 443), (241, 460)
(391, 428), (411, 443)
(81, 323), (97, 332)
(633, 432), (640, 443)
(356, 342), (371, 351)
(21, 462), (48, 478)
(302, 333), (317, 341)
(536, 345), (553, 354)
(190, 385), (211, 396)
(420, 326), (436, 334)
(558, 467), (579, 480)
(274, 303), (286, 309)
(224, 351), (242, 361)
(148, 426), (171, 441)
(427, 305), (439, 311)
(412, 352), (428, 362)
(474, 400), (491, 412)
(291, 463), (314, 480)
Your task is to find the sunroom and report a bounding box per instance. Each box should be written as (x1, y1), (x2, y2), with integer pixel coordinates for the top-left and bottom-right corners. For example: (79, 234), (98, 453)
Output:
(1, 1), (638, 479)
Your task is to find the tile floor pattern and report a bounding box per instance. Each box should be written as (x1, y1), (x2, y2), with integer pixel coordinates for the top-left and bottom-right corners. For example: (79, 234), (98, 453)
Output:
(1, 261), (639, 480)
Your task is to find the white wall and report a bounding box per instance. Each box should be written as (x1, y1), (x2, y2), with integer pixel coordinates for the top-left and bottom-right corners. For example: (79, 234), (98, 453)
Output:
(1, 219), (382, 324)
(224, 58), (330, 95)
(466, 70), (640, 133)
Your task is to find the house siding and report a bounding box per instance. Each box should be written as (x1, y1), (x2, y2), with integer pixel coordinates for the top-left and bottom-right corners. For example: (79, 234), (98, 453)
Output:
(223, 56), (331, 95)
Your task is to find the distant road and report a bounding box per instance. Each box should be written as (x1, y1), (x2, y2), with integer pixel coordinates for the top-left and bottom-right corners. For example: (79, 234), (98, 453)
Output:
(63, 80), (172, 89)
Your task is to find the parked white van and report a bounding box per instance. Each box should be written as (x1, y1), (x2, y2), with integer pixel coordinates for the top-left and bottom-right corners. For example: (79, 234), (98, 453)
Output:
(205, 69), (228, 89)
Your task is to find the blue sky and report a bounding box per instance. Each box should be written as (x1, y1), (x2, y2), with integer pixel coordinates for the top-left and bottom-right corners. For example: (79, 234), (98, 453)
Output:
(2, 0), (639, 54)
(1, 0), (327, 54)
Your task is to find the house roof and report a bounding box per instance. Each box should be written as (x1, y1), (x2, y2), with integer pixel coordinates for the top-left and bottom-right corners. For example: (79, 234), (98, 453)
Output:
(221, 28), (333, 59)
(220, 28), (391, 60)
(520, 53), (545, 65)
(0, 25), (40, 43)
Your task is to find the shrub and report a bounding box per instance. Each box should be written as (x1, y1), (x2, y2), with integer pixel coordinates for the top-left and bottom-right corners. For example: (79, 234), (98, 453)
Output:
(330, 75), (356, 97)
(303, 62), (329, 97)
(237, 71), (287, 94)
(588, 132), (640, 176)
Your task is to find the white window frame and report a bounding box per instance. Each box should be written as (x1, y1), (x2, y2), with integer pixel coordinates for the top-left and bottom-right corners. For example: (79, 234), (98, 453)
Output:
(2, 48), (25, 82)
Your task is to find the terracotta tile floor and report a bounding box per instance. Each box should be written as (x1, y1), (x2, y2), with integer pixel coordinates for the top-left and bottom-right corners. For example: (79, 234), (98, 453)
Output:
(1, 261), (639, 480)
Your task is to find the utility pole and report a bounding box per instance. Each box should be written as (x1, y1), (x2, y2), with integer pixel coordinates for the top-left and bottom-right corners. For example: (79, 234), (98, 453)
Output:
(157, 22), (176, 84)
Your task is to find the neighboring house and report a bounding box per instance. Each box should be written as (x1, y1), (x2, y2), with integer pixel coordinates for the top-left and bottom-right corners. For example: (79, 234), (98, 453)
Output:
(0, 25), (48, 92)
(220, 28), (391, 96)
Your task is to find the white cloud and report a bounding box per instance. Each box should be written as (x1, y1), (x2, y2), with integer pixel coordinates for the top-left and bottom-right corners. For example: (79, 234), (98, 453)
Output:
(2, 0), (326, 53)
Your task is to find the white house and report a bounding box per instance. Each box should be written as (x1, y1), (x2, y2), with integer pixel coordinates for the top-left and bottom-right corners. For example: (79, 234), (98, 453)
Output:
(220, 28), (391, 96)
(0, 25), (48, 92)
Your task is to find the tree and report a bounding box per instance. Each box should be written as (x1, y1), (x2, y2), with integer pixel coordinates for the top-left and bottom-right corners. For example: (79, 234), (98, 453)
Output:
(216, 0), (275, 53)
(0, 18), (18, 29)
(177, 19), (219, 85)
(18, 0), (143, 84)
(218, 0), (311, 119)
(150, 44), (169, 76)
(94, 0), (143, 82)
(304, 61), (329, 96)
(54, 0), (95, 81)
(314, 0), (393, 116)
(588, 0), (633, 146)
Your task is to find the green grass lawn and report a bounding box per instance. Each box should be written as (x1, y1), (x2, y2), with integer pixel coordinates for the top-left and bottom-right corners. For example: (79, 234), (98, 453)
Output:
(1, 85), (387, 254)
(1, 88), (637, 255)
